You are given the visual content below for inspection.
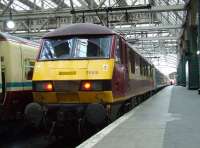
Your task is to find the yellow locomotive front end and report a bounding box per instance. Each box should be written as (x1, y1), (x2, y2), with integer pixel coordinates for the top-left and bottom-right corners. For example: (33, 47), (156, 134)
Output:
(33, 59), (114, 104)
(26, 29), (116, 128)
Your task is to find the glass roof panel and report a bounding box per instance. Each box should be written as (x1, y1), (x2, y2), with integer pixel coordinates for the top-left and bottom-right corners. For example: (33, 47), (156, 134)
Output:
(28, 0), (41, 8)
(44, 0), (57, 8)
(94, 0), (119, 7)
(104, 0), (116, 7)
(14, 0), (31, 10)
(126, 0), (132, 5)
(94, 0), (100, 5)
(64, 0), (81, 7)
(28, 0), (57, 9)
(72, 0), (81, 7)
(153, 0), (186, 5)
(134, 0), (150, 5)
(2, 0), (31, 11)
(63, 0), (70, 7)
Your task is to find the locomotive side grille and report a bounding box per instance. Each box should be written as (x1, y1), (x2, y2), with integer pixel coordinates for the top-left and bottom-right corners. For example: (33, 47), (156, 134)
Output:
(54, 81), (80, 92)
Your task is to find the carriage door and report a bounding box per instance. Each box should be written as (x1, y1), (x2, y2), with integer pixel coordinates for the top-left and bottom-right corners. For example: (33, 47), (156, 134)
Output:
(24, 58), (35, 89)
(121, 39), (129, 93)
(0, 56), (6, 104)
(113, 36), (127, 97)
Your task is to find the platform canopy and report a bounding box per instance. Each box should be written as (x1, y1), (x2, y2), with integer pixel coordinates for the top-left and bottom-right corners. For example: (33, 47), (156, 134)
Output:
(0, 0), (189, 75)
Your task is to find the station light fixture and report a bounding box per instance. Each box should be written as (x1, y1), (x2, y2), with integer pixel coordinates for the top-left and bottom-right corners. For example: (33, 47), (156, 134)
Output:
(6, 8), (15, 29)
(6, 20), (15, 29)
(197, 50), (200, 55)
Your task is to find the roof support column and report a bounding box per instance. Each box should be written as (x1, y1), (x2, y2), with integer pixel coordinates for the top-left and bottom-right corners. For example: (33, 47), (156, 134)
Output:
(198, 0), (200, 93)
(178, 0), (199, 90)
(185, 26), (199, 89)
(177, 54), (186, 86)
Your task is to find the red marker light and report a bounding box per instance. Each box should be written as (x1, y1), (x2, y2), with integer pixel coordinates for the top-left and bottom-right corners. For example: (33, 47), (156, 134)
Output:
(82, 81), (92, 90)
(43, 83), (53, 91)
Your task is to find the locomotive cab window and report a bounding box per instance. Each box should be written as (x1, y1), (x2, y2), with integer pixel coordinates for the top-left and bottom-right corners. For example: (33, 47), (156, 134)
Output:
(39, 35), (112, 60)
(24, 59), (35, 80)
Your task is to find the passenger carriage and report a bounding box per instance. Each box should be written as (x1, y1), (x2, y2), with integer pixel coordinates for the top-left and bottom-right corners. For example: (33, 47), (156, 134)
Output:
(0, 33), (38, 120)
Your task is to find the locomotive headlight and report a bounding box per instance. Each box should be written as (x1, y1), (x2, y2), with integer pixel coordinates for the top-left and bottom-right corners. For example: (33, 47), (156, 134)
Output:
(80, 81), (103, 91)
(43, 83), (53, 91)
(81, 81), (92, 91)
(83, 82), (92, 90)
(33, 81), (54, 92)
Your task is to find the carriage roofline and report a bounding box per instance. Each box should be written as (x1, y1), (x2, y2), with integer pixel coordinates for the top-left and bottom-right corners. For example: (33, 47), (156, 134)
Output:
(43, 23), (117, 38)
(0, 32), (39, 47)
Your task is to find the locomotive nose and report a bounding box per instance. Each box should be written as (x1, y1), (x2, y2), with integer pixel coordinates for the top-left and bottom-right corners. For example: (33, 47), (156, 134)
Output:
(25, 102), (43, 127)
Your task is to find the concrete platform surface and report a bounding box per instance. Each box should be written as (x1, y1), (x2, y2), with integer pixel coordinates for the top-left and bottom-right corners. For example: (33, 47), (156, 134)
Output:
(77, 86), (200, 148)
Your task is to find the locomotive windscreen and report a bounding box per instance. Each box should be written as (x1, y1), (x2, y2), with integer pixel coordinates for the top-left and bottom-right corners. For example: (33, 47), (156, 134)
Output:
(39, 35), (112, 60)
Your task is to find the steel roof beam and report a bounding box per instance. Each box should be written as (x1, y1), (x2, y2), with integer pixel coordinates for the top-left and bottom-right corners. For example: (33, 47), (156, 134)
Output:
(78, 0), (88, 7)
(118, 0), (128, 6)
(71, 4), (151, 13)
(1, 0), (13, 16)
(132, 44), (178, 47)
(0, 3), (15, 11)
(0, 4), (186, 20)
(51, 0), (69, 8)
(162, 0), (184, 21)
(132, 0), (138, 6)
(84, 0), (98, 8)
(69, 0), (75, 10)
(128, 36), (179, 41)
(114, 25), (183, 32)
(98, 0), (107, 8)
(10, 31), (48, 38)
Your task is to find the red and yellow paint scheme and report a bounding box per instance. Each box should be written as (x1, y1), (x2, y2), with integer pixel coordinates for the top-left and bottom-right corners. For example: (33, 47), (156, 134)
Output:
(33, 59), (114, 104)
(27, 23), (168, 127)
(0, 33), (38, 120)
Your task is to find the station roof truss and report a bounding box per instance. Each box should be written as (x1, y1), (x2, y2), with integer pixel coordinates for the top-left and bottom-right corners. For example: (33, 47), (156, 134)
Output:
(0, 0), (189, 75)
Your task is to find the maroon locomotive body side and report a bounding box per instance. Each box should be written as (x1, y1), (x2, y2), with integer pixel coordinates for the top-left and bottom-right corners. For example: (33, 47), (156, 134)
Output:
(111, 35), (155, 100)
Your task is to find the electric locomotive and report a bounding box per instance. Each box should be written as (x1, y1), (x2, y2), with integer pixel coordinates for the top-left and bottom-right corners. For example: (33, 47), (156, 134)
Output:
(26, 23), (168, 129)
(0, 33), (38, 120)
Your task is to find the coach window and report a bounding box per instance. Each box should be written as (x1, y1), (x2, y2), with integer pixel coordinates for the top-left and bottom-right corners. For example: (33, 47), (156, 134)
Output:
(146, 64), (148, 76)
(147, 64), (149, 76)
(140, 58), (143, 75)
(150, 66), (153, 77)
(143, 61), (146, 76)
(115, 36), (122, 64)
(149, 66), (151, 77)
(145, 63), (148, 76)
(24, 59), (35, 80)
(129, 50), (135, 74)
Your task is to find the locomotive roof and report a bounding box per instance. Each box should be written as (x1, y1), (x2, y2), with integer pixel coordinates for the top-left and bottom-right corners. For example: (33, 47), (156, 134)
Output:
(0, 32), (39, 47)
(43, 23), (116, 38)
